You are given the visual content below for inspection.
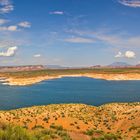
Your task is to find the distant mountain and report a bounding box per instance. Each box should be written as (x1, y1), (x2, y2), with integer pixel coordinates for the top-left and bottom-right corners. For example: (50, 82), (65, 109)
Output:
(108, 62), (131, 67)
(44, 65), (69, 69)
(136, 64), (140, 67)
(0, 65), (45, 72)
(90, 65), (101, 68)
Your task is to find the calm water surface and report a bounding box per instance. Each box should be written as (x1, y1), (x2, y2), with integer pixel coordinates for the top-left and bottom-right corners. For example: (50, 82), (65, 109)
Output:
(0, 77), (140, 110)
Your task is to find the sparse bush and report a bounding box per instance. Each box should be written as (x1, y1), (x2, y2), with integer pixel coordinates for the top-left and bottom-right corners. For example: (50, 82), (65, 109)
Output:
(0, 124), (36, 140)
(50, 124), (63, 131)
(0, 123), (72, 140)
(85, 129), (94, 136)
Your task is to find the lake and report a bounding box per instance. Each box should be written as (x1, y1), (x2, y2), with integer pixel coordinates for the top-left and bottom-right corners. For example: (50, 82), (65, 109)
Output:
(0, 77), (140, 110)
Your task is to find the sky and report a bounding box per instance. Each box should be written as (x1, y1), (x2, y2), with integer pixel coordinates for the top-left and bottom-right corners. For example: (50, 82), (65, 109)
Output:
(0, 0), (140, 66)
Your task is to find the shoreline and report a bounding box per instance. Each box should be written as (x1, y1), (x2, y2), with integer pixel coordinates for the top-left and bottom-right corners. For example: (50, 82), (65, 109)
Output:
(1, 73), (140, 86)
(1, 102), (139, 111)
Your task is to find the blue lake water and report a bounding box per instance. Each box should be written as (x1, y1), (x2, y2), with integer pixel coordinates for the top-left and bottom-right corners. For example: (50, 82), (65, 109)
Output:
(0, 77), (140, 110)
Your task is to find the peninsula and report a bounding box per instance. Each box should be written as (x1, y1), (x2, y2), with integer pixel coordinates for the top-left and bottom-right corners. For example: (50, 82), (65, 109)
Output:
(0, 66), (140, 86)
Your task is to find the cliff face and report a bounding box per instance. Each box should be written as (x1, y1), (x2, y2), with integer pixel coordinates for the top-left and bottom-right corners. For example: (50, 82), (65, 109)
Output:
(0, 65), (45, 72)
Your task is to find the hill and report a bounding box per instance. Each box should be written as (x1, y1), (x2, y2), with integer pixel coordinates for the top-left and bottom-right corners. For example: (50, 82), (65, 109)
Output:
(0, 103), (140, 139)
(108, 62), (131, 67)
(0, 65), (45, 72)
(44, 65), (69, 69)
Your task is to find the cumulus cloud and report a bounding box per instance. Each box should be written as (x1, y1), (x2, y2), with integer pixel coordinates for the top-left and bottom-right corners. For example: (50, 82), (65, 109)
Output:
(49, 11), (64, 15)
(125, 51), (136, 58)
(0, 0), (14, 13)
(0, 4), (13, 13)
(0, 46), (18, 57)
(7, 25), (18, 31)
(34, 54), (41, 58)
(0, 22), (32, 32)
(115, 52), (123, 58)
(118, 0), (140, 8)
(0, 1), (31, 33)
(115, 51), (136, 59)
(0, 25), (18, 31)
(18, 21), (31, 28)
(65, 37), (95, 43)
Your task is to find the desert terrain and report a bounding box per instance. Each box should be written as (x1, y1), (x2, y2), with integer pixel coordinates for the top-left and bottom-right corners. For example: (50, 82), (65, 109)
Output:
(0, 68), (140, 86)
(0, 103), (140, 139)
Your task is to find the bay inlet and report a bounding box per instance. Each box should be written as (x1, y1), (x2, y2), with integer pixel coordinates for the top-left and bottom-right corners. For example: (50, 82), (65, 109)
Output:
(0, 77), (140, 110)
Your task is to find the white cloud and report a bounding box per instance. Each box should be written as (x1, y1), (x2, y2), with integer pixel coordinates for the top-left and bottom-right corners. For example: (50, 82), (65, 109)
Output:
(96, 34), (140, 48)
(125, 51), (136, 58)
(0, 0), (10, 5)
(0, 0), (13, 13)
(7, 25), (18, 31)
(115, 52), (123, 58)
(65, 37), (95, 43)
(118, 0), (140, 8)
(18, 21), (31, 28)
(0, 25), (18, 31)
(0, 1), (31, 34)
(67, 29), (140, 48)
(34, 54), (41, 58)
(0, 46), (18, 57)
(49, 11), (64, 15)
(0, 23), (31, 32)
(0, 4), (13, 13)
(0, 18), (8, 24)
(115, 51), (136, 59)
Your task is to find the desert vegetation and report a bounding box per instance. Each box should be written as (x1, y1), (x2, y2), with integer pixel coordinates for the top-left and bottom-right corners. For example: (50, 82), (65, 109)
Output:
(0, 103), (140, 139)
(0, 122), (72, 140)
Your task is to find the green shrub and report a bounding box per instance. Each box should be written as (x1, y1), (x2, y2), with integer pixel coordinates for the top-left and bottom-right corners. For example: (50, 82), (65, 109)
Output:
(50, 124), (63, 131)
(0, 125), (36, 140)
(85, 129), (94, 136)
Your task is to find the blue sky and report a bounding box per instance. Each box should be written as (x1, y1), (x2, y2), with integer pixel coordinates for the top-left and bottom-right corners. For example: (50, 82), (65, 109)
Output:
(0, 0), (140, 66)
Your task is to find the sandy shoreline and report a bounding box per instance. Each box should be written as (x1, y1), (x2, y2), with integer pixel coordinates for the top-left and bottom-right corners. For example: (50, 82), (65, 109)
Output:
(1, 73), (140, 86)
